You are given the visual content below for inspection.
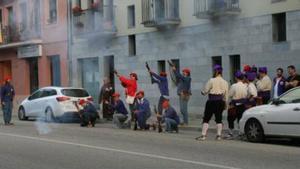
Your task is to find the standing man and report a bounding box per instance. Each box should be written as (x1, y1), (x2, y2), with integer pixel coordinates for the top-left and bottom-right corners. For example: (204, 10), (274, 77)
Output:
(161, 100), (180, 133)
(256, 67), (272, 104)
(171, 65), (192, 126)
(114, 71), (138, 121)
(227, 71), (248, 139)
(99, 77), (114, 120)
(148, 69), (169, 115)
(245, 72), (258, 108)
(285, 65), (300, 91)
(197, 65), (229, 141)
(1, 76), (15, 125)
(134, 91), (151, 130)
(110, 92), (130, 129)
(273, 68), (286, 98)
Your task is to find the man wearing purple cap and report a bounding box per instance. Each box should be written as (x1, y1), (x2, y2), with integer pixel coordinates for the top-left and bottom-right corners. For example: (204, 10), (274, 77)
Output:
(256, 67), (272, 104)
(197, 65), (228, 141)
(227, 71), (248, 139)
(245, 72), (258, 107)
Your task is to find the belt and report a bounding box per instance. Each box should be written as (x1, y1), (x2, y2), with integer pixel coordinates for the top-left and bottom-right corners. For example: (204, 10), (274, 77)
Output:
(208, 94), (223, 101)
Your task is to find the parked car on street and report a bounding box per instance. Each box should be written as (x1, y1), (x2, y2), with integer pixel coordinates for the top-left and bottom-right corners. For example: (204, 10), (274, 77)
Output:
(18, 87), (93, 122)
(240, 87), (300, 142)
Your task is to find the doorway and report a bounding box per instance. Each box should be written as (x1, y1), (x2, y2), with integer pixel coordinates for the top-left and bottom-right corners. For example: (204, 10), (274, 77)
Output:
(27, 58), (39, 93)
(103, 55), (115, 89)
(229, 55), (241, 84)
(0, 61), (12, 83)
(49, 55), (61, 86)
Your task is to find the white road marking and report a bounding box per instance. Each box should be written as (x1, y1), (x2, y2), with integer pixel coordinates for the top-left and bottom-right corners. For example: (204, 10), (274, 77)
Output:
(0, 132), (241, 169)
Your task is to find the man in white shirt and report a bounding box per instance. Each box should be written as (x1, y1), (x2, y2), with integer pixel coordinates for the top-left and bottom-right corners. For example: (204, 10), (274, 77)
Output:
(196, 65), (229, 141)
(256, 67), (272, 104)
(227, 71), (248, 138)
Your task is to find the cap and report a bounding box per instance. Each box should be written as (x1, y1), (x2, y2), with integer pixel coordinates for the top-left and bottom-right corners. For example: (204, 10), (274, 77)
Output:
(235, 71), (244, 79)
(4, 76), (11, 82)
(182, 68), (191, 75)
(258, 67), (267, 74)
(130, 72), (138, 80)
(160, 72), (167, 77)
(246, 72), (256, 81)
(213, 65), (223, 72)
(136, 90), (145, 96)
(243, 65), (251, 73)
(78, 99), (86, 105)
(112, 92), (120, 97)
(162, 100), (170, 109)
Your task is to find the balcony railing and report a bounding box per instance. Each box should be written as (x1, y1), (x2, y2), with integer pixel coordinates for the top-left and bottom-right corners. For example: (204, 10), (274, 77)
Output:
(194, 0), (241, 19)
(142, 0), (181, 27)
(73, 5), (117, 37)
(0, 23), (41, 45)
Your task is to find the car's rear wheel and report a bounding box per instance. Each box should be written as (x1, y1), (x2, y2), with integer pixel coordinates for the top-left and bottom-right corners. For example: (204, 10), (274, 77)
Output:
(18, 107), (28, 121)
(245, 119), (265, 143)
(45, 107), (55, 123)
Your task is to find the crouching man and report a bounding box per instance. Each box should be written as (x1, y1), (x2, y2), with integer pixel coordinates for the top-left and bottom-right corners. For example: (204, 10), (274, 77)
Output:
(161, 100), (179, 133)
(134, 91), (151, 130)
(110, 92), (130, 129)
(75, 99), (99, 127)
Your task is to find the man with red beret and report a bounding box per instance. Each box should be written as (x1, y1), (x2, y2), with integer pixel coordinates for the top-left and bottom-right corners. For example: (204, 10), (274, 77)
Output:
(133, 91), (151, 130)
(171, 66), (192, 126)
(147, 68), (169, 116)
(75, 99), (99, 127)
(114, 71), (138, 122)
(110, 92), (130, 129)
(1, 76), (15, 125)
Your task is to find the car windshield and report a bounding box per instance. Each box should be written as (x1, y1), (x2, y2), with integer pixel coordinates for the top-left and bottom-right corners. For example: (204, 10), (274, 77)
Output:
(279, 88), (300, 104)
(61, 89), (89, 98)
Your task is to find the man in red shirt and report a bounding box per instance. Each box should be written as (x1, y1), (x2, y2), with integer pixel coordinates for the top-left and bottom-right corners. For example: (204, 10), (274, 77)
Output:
(114, 71), (138, 123)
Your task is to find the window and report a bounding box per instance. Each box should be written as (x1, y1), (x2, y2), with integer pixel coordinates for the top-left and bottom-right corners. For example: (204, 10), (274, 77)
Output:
(19, 3), (28, 31)
(128, 35), (136, 56)
(61, 89), (89, 97)
(169, 59), (180, 86)
(49, 56), (61, 86)
(229, 55), (240, 84)
(272, 13), (286, 42)
(42, 89), (57, 97)
(212, 56), (222, 75)
(7, 7), (14, 26)
(279, 88), (300, 104)
(48, 0), (57, 24)
(0, 9), (2, 26)
(29, 90), (43, 100)
(128, 5), (135, 28)
(158, 60), (166, 73)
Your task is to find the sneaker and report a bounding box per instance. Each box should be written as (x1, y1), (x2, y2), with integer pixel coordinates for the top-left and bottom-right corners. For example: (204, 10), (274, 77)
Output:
(195, 135), (206, 141)
(216, 135), (222, 141)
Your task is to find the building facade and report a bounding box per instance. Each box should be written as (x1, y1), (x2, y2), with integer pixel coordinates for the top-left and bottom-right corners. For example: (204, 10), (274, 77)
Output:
(0, 0), (69, 105)
(70, 0), (300, 114)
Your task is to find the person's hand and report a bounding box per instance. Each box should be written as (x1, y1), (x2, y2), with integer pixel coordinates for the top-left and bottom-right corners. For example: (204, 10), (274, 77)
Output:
(1, 102), (5, 106)
(172, 66), (176, 71)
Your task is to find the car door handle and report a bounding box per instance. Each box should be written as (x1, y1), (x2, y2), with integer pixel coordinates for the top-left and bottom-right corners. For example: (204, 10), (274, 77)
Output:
(293, 108), (300, 111)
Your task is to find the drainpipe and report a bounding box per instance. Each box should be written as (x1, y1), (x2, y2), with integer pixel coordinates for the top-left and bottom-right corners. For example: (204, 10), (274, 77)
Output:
(67, 0), (73, 87)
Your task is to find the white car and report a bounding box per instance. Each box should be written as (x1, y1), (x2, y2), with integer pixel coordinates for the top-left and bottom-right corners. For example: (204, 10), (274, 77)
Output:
(18, 87), (93, 122)
(240, 87), (300, 142)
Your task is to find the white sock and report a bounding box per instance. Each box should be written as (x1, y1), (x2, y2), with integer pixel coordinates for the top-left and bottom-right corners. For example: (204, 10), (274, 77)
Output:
(201, 123), (209, 136)
(217, 123), (223, 136)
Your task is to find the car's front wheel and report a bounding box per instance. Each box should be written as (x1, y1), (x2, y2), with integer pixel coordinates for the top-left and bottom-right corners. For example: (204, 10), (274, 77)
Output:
(18, 107), (28, 121)
(45, 107), (55, 123)
(245, 119), (265, 143)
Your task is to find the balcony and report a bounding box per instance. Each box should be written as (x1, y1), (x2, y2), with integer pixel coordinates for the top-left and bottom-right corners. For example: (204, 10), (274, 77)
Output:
(142, 0), (181, 28)
(194, 0), (241, 19)
(0, 23), (41, 47)
(72, 5), (117, 38)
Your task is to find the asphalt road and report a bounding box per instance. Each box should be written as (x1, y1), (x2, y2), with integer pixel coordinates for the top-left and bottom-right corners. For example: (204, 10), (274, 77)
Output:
(0, 119), (299, 169)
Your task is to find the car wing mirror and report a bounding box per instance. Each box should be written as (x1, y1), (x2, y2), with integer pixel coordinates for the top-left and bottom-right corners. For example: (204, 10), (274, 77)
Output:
(272, 98), (284, 106)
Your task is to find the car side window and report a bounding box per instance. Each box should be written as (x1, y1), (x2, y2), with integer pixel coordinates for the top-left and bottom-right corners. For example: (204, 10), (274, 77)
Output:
(280, 88), (300, 104)
(29, 90), (43, 100)
(41, 89), (57, 98)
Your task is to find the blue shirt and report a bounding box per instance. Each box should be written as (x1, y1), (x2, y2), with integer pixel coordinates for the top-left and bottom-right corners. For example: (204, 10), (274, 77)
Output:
(163, 106), (180, 124)
(135, 98), (151, 118)
(273, 77), (286, 98)
(112, 100), (128, 116)
(82, 103), (98, 116)
(174, 71), (192, 95)
(151, 72), (169, 96)
(1, 84), (15, 103)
